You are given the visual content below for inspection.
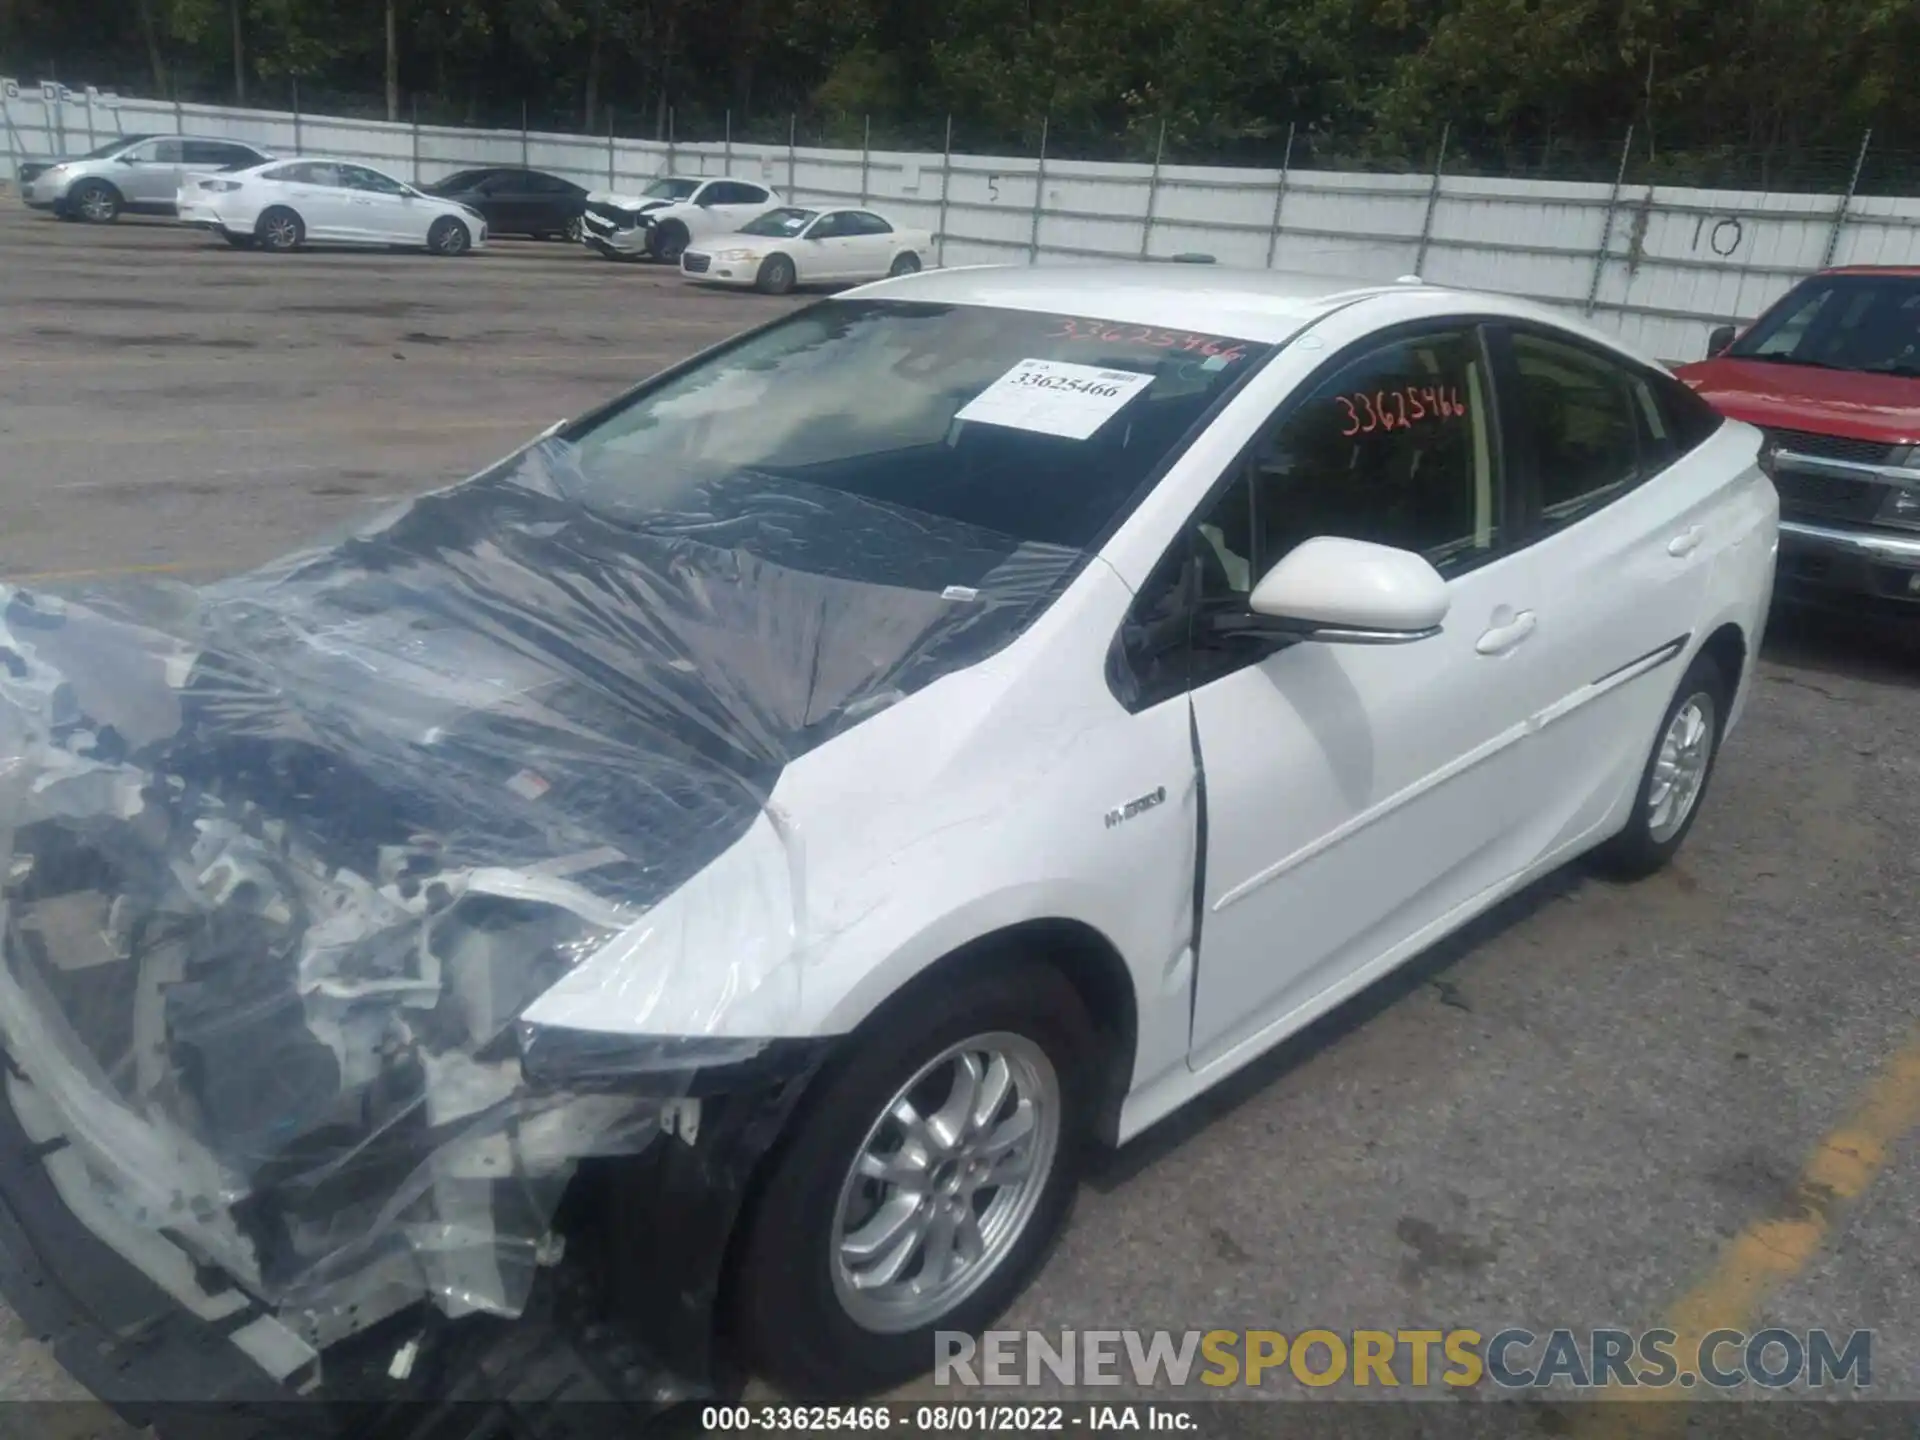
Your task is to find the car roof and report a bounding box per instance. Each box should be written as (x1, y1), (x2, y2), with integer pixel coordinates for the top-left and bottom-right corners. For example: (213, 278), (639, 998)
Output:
(846, 263), (1663, 356)
(847, 264), (1429, 343)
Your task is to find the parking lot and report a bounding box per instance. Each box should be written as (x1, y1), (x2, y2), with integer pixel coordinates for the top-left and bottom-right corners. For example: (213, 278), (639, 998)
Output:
(2, 201), (1919, 1426)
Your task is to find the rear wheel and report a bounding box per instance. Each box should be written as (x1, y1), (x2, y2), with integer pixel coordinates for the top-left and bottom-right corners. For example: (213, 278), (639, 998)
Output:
(428, 216), (472, 257)
(563, 214), (585, 244)
(70, 180), (121, 224)
(256, 206), (304, 252)
(730, 961), (1094, 1398)
(1590, 652), (1728, 879)
(650, 220), (690, 264)
(755, 253), (797, 296)
(888, 251), (922, 277)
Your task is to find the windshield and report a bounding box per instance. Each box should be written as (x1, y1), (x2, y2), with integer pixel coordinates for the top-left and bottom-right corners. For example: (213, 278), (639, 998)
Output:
(1729, 274), (1920, 376)
(566, 299), (1270, 559)
(642, 177), (701, 200)
(741, 207), (818, 237)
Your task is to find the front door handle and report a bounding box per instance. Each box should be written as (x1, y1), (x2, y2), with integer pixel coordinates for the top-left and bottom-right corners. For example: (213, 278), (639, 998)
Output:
(1668, 525), (1705, 557)
(1476, 609), (1537, 656)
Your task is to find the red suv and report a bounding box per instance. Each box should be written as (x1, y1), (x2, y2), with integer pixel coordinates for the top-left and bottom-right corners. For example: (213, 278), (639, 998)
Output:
(1675, 266), (1920, 615)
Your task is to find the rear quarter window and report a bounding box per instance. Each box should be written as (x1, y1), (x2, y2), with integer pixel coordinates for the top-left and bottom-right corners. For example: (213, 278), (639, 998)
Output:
(1657, 370), (1725, 452)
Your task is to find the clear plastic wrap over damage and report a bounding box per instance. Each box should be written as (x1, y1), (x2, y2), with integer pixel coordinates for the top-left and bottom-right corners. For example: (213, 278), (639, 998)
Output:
(0, 436), (1080, 1378)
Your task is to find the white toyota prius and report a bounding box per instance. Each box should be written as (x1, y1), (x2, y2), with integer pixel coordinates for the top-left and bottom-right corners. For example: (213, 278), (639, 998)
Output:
(0, 265), (1775, 1421)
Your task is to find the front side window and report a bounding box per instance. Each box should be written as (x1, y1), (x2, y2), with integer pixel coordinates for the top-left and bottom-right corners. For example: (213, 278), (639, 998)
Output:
(1510, 332), (1669, 532)
(1204, 327), (1502, 599)
(567, 300), (1270, 556)
(1110, 327), (1499, 711)
(1729, 274), (1920, 377)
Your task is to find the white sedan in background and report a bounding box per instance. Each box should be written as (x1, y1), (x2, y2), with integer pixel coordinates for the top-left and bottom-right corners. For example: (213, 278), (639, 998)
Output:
(681, 205), (932, 293)
(177, 157), (489, 255)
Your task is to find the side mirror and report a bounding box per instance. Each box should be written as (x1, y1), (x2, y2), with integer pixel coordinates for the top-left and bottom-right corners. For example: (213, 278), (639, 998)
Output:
(1216, 536), (1449, 645)
(116, 153), (138, 165)
(1706, 324), (1737, 359)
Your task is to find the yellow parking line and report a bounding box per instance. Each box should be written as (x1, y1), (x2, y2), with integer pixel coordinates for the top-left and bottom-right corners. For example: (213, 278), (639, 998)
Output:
(1577, 1027), (1920, 1434)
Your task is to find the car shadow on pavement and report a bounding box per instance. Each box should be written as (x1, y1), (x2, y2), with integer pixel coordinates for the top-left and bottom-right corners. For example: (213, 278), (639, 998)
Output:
(1761, 603), (1920, 690)
(1086, 866), (1583, 1190)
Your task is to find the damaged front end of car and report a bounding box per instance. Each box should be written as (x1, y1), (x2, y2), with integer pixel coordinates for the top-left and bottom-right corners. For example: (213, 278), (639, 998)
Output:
(0, 483), (834, 1431)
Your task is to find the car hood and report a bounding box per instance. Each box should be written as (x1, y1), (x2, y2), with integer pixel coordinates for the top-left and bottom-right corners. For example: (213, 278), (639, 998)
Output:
(1675, 356), (1920, 446)
(0, 438), (1075, 1344)
(585, 191), (676, 212)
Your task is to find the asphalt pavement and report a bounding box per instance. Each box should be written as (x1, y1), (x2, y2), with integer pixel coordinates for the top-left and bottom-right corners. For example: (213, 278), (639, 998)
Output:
(0, 203), (1916, 1429)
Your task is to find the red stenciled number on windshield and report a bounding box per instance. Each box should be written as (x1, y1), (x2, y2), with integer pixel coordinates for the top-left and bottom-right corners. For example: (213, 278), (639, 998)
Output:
(1046, 317), (1248, 365)
(1336, 383), (1464, 437)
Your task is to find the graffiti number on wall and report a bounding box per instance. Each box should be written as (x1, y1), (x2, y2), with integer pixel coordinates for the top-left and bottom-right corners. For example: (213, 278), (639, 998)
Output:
(1691, 214), (1745, 258)
(987, 174), (1002, 202)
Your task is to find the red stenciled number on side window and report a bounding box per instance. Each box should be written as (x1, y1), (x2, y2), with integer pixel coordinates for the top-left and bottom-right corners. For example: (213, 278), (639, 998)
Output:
(1336, 382), (1467, 432)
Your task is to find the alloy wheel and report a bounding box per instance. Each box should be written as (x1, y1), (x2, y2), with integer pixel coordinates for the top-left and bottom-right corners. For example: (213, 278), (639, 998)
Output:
(830, 1032), (1060, 1334)
(1647, 690), (1716, 843)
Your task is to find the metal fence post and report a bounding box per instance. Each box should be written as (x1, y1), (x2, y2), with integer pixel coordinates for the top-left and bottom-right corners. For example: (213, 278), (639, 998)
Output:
(521, 99), (530, 168)
(1, 102), (20, 183)
(173, 94), (184, 135)
(936, 113), (953, 266)
(291, 76), (302, 154)
(1139, 118), (1166, 259)
(860, 115), (871, 205)
(82, 88), (95, 151)
(1820, 129), (1873, 271)
(607, 106), (616, 188)
(1412, 121), (1450, 276)
(666, 107), (675, 176)
(787, 113), (796, 198)
(1028, 113), (1049, 264)
(723, 109), (732, 175)
(410, 95), (420, 183)
(1264, 121), (1296, 268)
(1584, 124), (1635, 316)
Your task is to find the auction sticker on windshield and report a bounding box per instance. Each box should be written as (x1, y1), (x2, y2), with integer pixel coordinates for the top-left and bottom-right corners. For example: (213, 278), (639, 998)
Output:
(956, 358), (1156, 440)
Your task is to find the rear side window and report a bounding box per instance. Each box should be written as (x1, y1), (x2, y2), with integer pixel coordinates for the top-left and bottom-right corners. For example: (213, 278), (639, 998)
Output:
(1656, 370), (1725, 452)
(1508, 332), (1673, 534)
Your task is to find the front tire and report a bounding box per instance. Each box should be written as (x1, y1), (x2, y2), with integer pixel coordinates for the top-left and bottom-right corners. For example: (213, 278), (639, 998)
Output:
(731, 961), (1094, 1398)
(1590, 652), (1728, 879)
(650, 220), (690, 264)
(70, 180), (121, 224)
(428, 216), (472, 257)
(755, 253), (797, 296)
(563, 215), (585, 244)
(256, 206), (304, 252)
